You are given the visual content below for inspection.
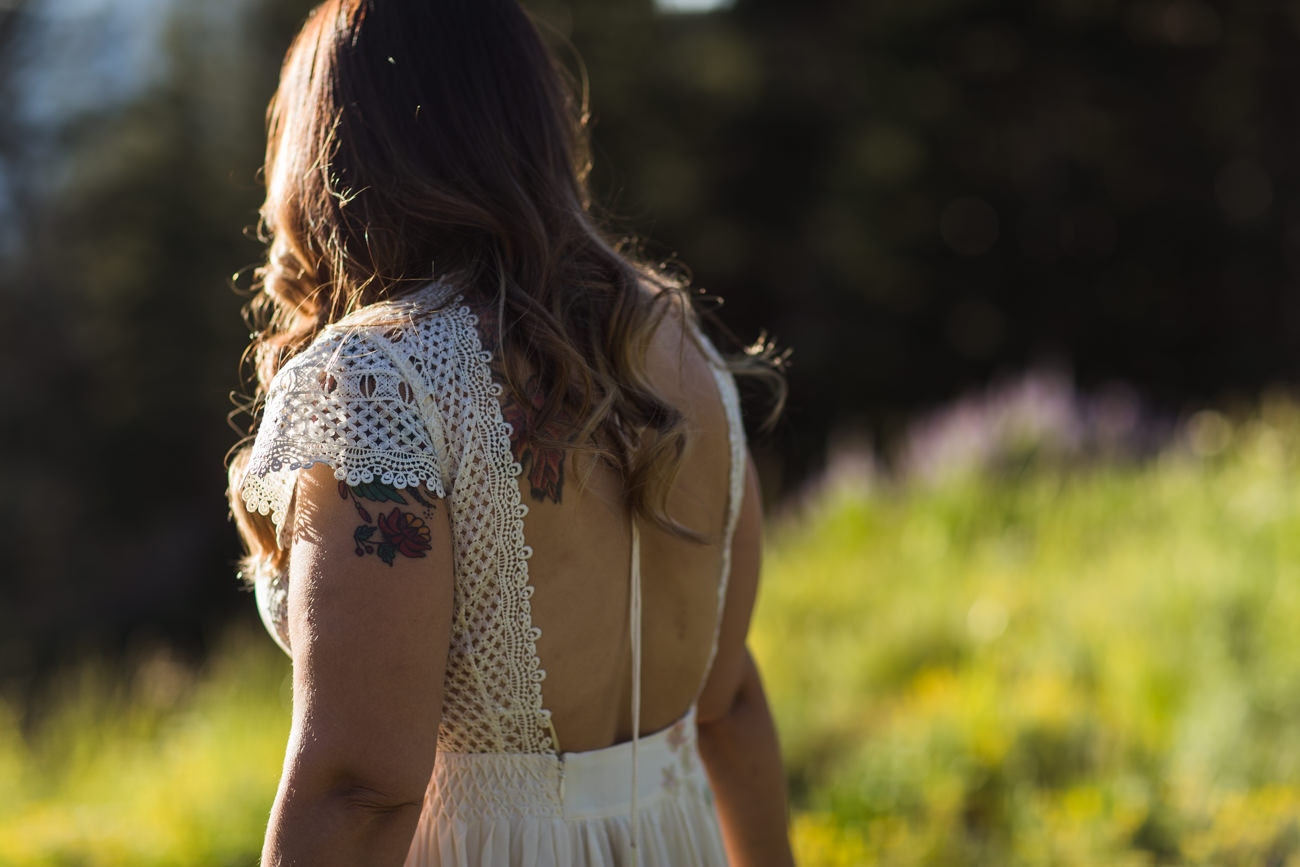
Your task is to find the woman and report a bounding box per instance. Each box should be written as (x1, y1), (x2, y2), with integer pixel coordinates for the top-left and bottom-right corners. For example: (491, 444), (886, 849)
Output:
(229, 1), (792, 864)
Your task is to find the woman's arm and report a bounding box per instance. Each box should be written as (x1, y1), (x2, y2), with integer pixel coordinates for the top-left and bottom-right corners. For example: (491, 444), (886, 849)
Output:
(696, 454), (795, 867)
(262, 463), (453, 867)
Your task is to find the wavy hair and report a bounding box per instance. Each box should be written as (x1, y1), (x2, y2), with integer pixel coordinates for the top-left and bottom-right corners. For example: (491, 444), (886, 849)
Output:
(229, 0), (784, 580)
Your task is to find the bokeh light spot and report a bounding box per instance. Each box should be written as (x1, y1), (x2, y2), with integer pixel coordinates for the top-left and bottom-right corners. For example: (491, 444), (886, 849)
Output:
(655, 0), (735, 14)
(967, 597), (1009, 643)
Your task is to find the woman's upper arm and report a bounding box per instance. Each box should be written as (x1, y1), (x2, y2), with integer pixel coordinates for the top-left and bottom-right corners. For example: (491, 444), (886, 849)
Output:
(697, 450), (763, 724)
(280, 461), (454, 805)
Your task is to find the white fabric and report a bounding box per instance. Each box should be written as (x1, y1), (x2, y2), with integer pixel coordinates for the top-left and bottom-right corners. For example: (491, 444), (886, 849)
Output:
(695, 332), (748, 690)
(407, 707), (726, 866)
(240, 281), (746, 865)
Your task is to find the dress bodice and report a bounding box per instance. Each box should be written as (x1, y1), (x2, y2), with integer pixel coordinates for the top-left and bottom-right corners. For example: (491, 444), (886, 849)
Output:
(240, 281), (747, 763)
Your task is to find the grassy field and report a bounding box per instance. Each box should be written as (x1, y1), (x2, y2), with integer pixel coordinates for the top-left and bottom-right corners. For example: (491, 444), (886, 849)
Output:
(6, 404), (1300, 864)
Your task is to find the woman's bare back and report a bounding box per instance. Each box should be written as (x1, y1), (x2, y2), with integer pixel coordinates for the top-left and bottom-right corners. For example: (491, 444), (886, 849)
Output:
(507, 298), (736, 752)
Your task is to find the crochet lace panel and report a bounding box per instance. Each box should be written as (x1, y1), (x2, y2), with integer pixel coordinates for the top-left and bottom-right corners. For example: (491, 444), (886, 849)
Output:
(241, 326), (449, 529)
(240, 283), (555, 756)
(414, 303), (554, 755)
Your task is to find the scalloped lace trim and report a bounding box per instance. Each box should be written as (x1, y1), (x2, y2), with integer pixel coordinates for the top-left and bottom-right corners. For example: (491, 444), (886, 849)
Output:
(433, 304), (555, 755)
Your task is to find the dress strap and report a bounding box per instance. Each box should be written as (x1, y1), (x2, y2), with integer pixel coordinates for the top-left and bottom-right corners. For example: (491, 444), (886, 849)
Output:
(695, 343), (747, 700)
(628, 518), (643, 866)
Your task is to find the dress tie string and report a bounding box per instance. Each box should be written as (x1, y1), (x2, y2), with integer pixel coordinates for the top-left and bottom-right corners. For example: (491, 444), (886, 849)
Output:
(629, 518), (643, 866)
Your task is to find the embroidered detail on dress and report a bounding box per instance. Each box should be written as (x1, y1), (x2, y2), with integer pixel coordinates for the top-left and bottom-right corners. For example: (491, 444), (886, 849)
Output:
(666, 720), (688, 752)
(661, 714), (700, 791)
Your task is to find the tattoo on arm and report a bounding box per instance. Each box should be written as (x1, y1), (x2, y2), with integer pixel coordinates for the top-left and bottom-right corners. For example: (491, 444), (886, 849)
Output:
(339, 481), (435, 566)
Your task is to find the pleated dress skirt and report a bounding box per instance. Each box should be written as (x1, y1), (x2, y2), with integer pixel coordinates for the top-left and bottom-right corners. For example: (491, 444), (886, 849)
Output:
(404, 707), (728, 867)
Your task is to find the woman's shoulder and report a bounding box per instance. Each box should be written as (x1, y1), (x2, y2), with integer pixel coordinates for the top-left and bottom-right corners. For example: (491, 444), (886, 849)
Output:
(640, 282), (730, 381)
(328, 279), (464, 330)
(244, 283), (462, 522)
(276, 280), (471, 379)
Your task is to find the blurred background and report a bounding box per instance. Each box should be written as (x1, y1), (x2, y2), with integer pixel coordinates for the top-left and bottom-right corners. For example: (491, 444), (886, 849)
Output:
(5, 0), (1300, 863)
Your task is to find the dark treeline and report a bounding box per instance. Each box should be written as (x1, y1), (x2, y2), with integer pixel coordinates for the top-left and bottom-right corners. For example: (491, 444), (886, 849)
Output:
(2, 0), (1299, 681)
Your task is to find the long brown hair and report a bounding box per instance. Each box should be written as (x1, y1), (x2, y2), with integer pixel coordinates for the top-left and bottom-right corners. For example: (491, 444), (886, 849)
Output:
(230, 0), (784, 579)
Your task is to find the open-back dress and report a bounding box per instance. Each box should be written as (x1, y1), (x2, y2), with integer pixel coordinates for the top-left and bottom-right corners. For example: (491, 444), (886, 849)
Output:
(240, 281), (745, 866)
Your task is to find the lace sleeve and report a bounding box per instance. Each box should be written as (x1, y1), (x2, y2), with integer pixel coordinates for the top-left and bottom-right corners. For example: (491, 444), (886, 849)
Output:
(239, 327), (449, 534)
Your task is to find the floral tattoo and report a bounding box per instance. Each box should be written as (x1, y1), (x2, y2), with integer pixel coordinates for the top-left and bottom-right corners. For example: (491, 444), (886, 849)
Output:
(339, 481), (435, 565)
(500, 375), (569, 504)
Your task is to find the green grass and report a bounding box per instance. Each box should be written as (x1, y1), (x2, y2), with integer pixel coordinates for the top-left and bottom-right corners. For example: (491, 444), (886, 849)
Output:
(8, 405), (1300, 864)
(0, 638), (290, 866)
(763, 403), (1300, 865)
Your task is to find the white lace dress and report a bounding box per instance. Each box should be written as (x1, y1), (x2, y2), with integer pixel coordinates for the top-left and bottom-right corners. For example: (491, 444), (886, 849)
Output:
(240, 281), (745, 866)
